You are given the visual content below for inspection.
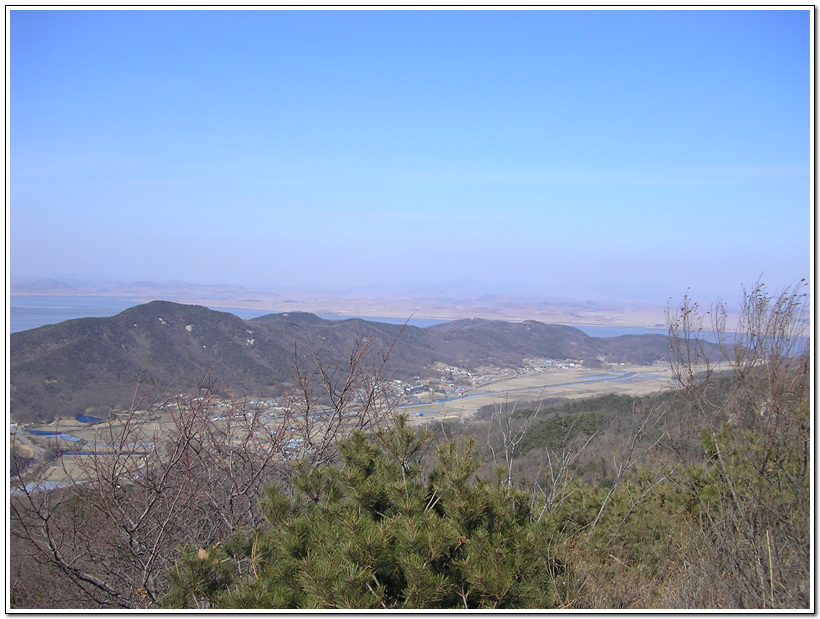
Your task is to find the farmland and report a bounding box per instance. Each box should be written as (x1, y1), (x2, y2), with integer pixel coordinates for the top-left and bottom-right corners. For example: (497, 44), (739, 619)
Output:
(11, 359), (677, 488)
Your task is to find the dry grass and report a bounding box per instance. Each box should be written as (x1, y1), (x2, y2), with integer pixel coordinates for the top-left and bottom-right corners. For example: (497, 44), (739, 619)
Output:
(408, 363), (676, 425)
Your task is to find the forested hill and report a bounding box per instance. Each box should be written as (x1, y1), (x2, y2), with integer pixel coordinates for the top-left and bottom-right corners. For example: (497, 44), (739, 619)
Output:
(11, 300), (675, 423)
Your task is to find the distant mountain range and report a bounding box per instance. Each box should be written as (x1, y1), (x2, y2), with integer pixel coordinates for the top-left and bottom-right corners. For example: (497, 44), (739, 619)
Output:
(10, 278), (273, 301)
(9, 277), (678, 303)
(10, 301), (681, 423)
(9, 277), (672, 327)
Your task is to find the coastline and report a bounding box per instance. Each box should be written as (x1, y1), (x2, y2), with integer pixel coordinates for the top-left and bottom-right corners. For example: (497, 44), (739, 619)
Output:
(10, 290), (670, 332)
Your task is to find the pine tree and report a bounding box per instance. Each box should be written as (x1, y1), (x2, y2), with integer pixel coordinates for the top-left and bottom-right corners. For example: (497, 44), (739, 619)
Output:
(162, 414), (563, 609)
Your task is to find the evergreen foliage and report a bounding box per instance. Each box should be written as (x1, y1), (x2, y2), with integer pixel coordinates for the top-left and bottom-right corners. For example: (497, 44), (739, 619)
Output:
(161, 415), (563, 609)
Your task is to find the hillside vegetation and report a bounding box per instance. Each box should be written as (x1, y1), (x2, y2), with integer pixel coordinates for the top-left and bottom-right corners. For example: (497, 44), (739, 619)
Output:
(9, 282), (810, 609)
(11, 303), (682, 423)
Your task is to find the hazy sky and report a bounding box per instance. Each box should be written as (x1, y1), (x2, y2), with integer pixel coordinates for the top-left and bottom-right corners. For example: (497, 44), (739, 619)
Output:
(10, 9), (811, 302)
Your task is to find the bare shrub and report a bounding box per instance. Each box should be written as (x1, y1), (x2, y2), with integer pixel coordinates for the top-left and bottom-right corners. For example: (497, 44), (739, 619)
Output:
(665, 280), (810, 608)
(10, 330), (403, 609)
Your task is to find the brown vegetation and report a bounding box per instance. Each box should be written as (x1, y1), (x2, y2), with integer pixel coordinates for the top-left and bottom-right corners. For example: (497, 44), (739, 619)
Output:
(10, 333), (402, 608)
(9, 281), (810, 609)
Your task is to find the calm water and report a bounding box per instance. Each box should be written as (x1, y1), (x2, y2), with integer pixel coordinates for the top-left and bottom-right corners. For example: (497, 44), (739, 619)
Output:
(566, 324), (668, 338)
(8, 296), (448, 333)
(10, 296), (144, 333)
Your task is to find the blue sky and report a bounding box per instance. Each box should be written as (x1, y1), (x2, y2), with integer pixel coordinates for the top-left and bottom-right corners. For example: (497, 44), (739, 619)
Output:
(10, 9), (811, 303)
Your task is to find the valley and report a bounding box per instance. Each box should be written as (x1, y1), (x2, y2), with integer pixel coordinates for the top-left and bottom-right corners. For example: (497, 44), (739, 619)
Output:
(9, 299), (708, 490)
(11, 301), (694, 424)
(396, 360), (673, 424)
(11, 357), (675, 489)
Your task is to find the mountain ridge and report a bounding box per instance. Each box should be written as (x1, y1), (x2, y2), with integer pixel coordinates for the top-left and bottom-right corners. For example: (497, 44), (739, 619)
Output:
(10, 301), (678, 423)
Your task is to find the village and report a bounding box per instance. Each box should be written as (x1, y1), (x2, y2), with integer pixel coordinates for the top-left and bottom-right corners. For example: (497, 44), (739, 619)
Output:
(10, 354), (674, 494)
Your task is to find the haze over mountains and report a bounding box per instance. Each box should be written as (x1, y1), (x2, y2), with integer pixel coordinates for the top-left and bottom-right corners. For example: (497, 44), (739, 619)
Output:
(9, 300), (679, 423)
(10, 277), (677, 327)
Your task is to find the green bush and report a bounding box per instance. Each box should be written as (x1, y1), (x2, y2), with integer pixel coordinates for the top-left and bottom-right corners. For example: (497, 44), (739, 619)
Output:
(162, 415), (564, 609)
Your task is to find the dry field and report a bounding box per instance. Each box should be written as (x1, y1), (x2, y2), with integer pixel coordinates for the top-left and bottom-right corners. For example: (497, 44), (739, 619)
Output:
(13, 362), (679, 487)
(401, 362), (677, 424)
(11, 413), (167, 486)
